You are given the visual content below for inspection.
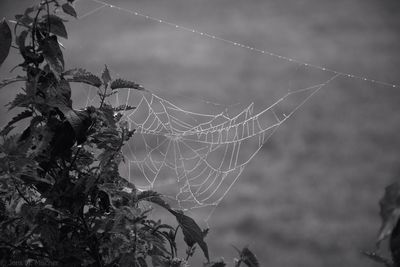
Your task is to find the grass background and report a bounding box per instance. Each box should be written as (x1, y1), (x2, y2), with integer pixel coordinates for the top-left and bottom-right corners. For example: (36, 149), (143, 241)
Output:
(1, 0), (400, 266)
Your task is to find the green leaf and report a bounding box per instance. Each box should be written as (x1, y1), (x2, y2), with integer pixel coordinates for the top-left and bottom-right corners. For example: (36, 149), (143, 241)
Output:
(41, 15), (68, 39)
(377, 182), (400, 247)
(41, 35), (64, 76)
(4, 110), (32, 129)
(0, 18), (12, 66)
(66, 68), (102, 87)
(137, 190), (171, 210)
(62, 3), (77, 18)
(110, 78), (144, 91)
(169, 209), (209, 261)
(102, 65), (112, 86)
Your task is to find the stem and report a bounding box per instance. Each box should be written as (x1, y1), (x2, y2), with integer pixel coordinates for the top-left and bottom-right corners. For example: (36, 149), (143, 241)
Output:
(45, 0), (51, 37)
(32, 3), (44, 55)
(80, 214), (103, 267)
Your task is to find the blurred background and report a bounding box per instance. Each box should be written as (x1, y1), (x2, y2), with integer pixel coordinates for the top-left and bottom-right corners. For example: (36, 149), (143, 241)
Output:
(1, 0), (400, 266)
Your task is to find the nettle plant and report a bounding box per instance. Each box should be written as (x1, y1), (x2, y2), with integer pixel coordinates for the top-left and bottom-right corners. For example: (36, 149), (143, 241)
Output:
(363, 182), (400, 267)
(0, 0), (259, 266)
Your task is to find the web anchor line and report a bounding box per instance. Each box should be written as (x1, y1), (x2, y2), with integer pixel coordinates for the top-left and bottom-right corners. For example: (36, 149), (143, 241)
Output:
(85, 0), (398, 89)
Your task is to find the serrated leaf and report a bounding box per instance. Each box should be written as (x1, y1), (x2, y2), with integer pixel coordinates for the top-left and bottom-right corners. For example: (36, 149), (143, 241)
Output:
(62, 3), (77, 18)
(239, 247), (259, 267)
(0, 18), (12, 66)
(41, 35), (64, 76)
(102, 64), (112, 86)
(377, 183), (400, 247)
(0, 76), (26, 90)
(110, 78), (144, 91)
(362, 251), (393, 267)
(4, 110), (32, 129)
(66, 68), (102, 87)
(113, 104), (136, 112)
(137, 190), (171, 210)
(169, 209), (209, 261)
(0, 125), (14, 136)
(40, 15), (68, 39)
(204, 260), (226, 267)
(7, 93), (31, 110)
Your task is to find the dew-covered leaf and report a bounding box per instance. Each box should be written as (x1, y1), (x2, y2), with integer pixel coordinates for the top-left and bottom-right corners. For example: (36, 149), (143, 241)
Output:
(111, 78), (144, 91)
(62, 3), (77, 18)
(0, 18), (12, 66)
(377, 182), (400, 247)
(169, 209), (209, 261)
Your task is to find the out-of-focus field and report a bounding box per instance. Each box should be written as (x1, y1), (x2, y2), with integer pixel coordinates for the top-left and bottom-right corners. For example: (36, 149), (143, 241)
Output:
(1, 0), (400, 266)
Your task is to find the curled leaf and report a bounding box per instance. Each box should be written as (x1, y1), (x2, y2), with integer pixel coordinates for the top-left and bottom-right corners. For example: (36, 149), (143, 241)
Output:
(169, 209), (209, 261)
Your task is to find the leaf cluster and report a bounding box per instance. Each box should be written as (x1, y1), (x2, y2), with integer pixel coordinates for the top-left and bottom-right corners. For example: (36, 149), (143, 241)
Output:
(0, 1), (260, 266)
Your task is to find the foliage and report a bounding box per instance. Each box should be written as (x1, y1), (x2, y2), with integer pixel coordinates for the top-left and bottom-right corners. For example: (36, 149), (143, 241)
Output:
(0, 0), (259, 266)
(363, 182), (400, 267)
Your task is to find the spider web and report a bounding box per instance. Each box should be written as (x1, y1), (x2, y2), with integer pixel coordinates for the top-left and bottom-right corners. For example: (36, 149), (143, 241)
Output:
(74, 0), (397, 222)
(84, 74), (338, 220)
